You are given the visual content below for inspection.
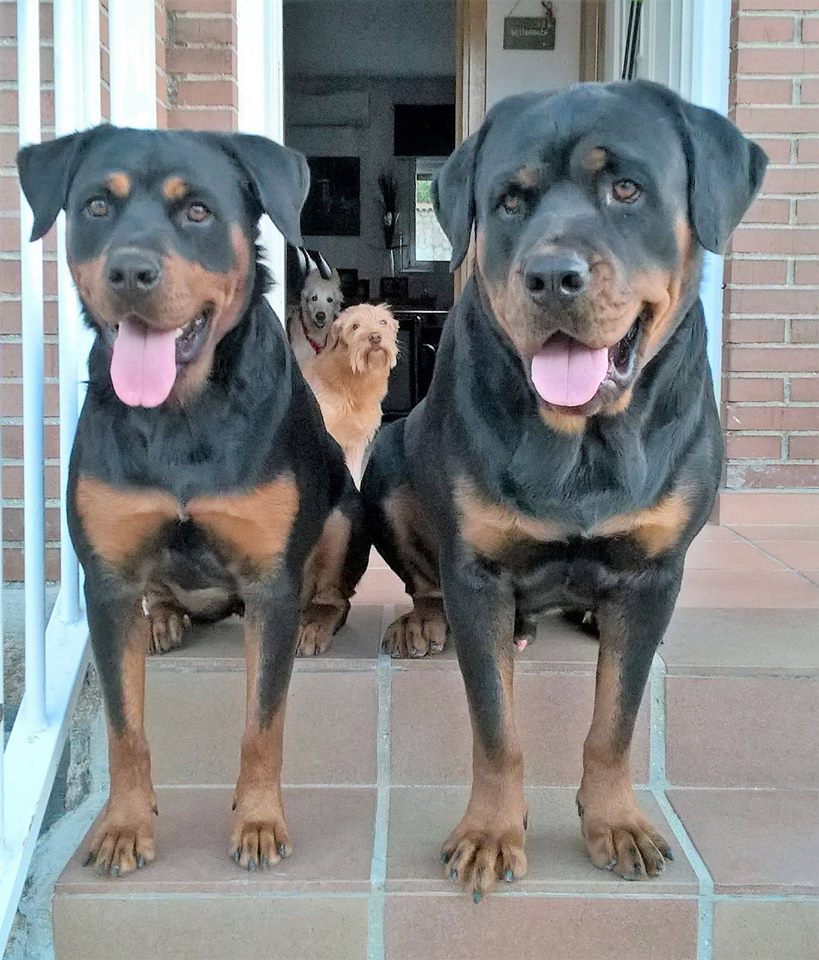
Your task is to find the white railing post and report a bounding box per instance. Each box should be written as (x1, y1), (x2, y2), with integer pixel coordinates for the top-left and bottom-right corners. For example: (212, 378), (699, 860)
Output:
(55, 0), (83, 625)
(18, 0), (47, 732)
(108, 0), (157, 128)
(237, 0), (287, 323)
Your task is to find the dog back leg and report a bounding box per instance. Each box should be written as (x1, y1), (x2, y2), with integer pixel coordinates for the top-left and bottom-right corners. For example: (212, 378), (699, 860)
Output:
(297, 474), (370, 656)
(362, 420), (448, 658)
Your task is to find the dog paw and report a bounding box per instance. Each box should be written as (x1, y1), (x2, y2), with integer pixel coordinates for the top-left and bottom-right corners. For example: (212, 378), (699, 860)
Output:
(383, 599), (448, 658)
(296, 601), (347, 656)
(576, 789), (673, 880)
(144, 597), (190, 655)
(441, 815), (527, 902)
(86, 795), (157, 877)
(230, 797), (292, 870)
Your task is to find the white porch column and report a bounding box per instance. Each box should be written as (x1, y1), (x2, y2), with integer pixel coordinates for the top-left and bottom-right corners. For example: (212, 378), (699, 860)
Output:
(237, 0), (287, 322)
(108, 0), (158, 128)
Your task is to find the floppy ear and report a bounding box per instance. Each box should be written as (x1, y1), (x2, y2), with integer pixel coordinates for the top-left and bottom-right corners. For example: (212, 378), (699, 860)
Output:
(326, 320), (344, 350)
(215, 133), (310, 248)
(432, 129), (482, 272)
(677, 100), (768, 253)
(17, 128), (96, 241)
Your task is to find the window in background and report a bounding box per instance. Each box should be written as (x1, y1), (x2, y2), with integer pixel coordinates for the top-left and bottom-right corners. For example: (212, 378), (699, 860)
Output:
(412, 158), (452, 265)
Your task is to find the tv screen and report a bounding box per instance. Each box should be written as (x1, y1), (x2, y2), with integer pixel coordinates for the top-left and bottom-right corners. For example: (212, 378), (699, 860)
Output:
(393, 104), (456, 157)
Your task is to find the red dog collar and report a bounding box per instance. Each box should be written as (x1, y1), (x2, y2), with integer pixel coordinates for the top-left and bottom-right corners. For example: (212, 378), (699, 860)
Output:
(300, 315), (325, 355)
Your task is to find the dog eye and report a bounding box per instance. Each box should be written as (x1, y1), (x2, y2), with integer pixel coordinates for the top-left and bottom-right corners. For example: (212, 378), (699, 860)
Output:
(380, 318), (387, 326)
(312, 295), (318, 301)
(85, 197), (110, 218)
(611, 180), (642, 203)
(500, 192), (523, 216)
(186, 201), (211, 223)
(352, 323), (359, 331)
(327, 297), (333, 303)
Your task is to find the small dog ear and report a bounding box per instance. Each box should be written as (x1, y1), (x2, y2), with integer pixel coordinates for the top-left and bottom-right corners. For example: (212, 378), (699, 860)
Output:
(215, 133), (309, 248)
(17, 127), (98, 241)
(326, 320), (343, 350)
(636, 82), (768, 253)
(432, 129), (482, 272)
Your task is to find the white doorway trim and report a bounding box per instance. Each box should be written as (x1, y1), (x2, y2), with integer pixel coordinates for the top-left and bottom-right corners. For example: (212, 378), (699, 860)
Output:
(604, 0), (732, 404)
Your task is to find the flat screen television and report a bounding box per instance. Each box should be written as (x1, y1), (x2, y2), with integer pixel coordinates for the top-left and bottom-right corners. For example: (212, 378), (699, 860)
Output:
(393, 104), (456, 158)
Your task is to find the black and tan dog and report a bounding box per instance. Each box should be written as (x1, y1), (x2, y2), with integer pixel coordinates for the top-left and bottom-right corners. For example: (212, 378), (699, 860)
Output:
(362, 81), (766, 900)
(17, 126), (369, 876)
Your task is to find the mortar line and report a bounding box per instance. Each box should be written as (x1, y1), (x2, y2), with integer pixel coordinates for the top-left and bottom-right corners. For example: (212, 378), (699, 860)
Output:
(367, 604), (394, 960)
(649, 653), (715, 960)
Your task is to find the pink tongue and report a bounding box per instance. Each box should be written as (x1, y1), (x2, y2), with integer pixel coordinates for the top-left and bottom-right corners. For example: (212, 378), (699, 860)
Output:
(531, 335), (609, 408)
(110, 316), (178, 407)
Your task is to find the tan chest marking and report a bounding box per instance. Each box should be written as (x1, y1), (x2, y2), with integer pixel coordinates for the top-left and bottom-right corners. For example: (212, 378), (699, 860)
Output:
(456, 482), (690, 560)
(76, 474), (300, 573)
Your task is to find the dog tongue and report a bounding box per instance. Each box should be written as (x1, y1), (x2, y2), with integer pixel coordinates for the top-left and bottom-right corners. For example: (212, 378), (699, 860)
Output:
(110, 316), (178, 407)
(531, 335), (609, 408)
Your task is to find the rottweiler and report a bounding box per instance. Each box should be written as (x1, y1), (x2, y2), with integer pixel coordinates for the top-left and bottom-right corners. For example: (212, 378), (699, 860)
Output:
(17, 126), (369, 876)
(362, 81), (766, 900)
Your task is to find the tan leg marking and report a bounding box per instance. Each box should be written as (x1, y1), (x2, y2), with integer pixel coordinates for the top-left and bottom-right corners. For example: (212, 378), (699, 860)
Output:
(87, 611), (158, 877)
(231, 615), (291, 869)
(576, 655), (673, 879)
(297, 508), (353, 656)
(443, 652), (528, 901)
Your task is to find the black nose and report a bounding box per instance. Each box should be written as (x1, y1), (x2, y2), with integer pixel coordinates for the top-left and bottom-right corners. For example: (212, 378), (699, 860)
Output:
(315, 311), (326, 322)
(523, 252), (590, 304)
(369, 332), (382, 345)
(107, 249), (161, 296)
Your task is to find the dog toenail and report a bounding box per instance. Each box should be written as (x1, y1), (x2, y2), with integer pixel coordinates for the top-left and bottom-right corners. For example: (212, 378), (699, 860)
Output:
(504, 869), (514, 882)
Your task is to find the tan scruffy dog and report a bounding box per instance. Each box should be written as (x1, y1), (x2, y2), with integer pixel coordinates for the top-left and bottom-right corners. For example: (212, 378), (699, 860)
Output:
(305, 303), (399, 483)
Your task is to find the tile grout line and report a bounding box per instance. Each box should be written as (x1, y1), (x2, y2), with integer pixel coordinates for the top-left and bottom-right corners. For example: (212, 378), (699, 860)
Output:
(729, 526), (819, 590)
(649, 653), (716, 960)
(367, 604), (395, 960)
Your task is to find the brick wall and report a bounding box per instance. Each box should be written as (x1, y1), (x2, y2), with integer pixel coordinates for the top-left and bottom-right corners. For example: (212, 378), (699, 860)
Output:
(723, 0), (819, 489)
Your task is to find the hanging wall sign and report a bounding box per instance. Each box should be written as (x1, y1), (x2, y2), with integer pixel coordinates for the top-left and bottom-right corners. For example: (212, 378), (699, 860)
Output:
(503, 3), (556, 51)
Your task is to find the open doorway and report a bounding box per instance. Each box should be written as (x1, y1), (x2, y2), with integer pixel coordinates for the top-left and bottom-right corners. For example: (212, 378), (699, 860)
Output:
(283, 0), (458, 415)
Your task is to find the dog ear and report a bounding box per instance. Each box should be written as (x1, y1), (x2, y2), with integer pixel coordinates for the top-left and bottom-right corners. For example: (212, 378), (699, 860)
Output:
(670, 92), (768, 253)
(432, 129), (482, 272)
(214, 133), (309, 248)
(17, 127), (99, 241)
(326, 320), (344, 351)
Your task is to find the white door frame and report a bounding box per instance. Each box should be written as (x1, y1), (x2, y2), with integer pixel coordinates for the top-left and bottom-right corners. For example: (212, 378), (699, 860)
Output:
(605, 0), (731, 405)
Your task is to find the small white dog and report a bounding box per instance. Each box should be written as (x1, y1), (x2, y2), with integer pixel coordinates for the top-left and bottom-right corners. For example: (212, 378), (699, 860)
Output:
(305, 303), (399, 483)
(286, 249), (343, 371)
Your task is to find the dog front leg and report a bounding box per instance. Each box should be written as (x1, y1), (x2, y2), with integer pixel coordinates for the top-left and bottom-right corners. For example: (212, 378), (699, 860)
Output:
(439, 544), (527, 902)
(577, 569), (681, 879)
(85, 582), (157, 876)
(231, 573), (300, 869)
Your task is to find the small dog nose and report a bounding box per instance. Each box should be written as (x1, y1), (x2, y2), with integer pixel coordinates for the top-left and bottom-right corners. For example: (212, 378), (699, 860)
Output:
(369, 332), (382, 345)
(523, 252), (590, 304)
(315, 311), (326, 322)
(107, 250), (161, 296)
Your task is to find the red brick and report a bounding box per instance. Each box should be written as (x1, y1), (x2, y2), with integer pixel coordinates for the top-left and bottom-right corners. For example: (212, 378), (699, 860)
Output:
(801, 78), (819, 103)
(734, 46), (819, 75)
(173, 78), (237, 108)
(727, 258), (789, 284)
(165, 45), (236, 76)
(739, 0), (819, 9)
(167, 107), (237, 131)
(731, 226), (819, 254)
(1, 423), (60, 460)
(744, 197), (791, 222)
(803, 17), (819, 42)
(735, 105), (819, 134)
(727, 346), (819, 372)
(795, 198), (819, 223)
(726, 318), (786, 341)
(171, 15), (235, 46)
(726, 435), (783, 459)
(2, 464), (61, 499)
(734, 78), (793, 104)
(791, 377), (819, 401)
(725, 404), (819, 429)
(3, 505), (61, 541)
(791, 319), (819, 342)
(795, 259), (819, 283)
(737, 15), (796, 42)
(166, 0), (235, 11)
(726, 462), (819, 488)
(797, 138), (819, 162)
(753, 137), (793, 163)
(1, 547), (61, 584)
(789, 435), (819, 458)
(726, 377), (786, 401)
(729, 288), (819, 315)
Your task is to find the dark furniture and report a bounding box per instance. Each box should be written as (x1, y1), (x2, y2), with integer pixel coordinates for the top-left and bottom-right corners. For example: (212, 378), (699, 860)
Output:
(383, 309), (448, 419)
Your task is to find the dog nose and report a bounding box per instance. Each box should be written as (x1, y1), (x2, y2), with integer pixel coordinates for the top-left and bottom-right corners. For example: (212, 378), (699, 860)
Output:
(523, 252), (590, 304)
(107, 249), (162, 296)
(316, 311), (326, 322)
(369, 332), (382, 345)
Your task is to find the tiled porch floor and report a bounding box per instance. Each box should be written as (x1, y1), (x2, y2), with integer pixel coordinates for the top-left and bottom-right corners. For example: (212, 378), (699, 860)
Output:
(53, 522), (819, 960)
